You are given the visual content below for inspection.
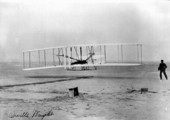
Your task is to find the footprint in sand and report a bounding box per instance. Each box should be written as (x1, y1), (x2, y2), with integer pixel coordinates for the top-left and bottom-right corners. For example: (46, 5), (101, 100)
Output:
(85, 107), (90, 110)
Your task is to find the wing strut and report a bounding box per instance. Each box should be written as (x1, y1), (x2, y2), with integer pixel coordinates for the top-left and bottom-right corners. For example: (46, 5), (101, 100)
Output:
(29, 51), (31, 68)
(38, 50), (40, 67)
(140, 44), (142, 64)
(80, 47), (82, 60)
(53, 48), (55, 66)
(44, 50), (46, 66)
(121, 45), (123, 62)
(104, 45), (106, 63)
(23, 52), (25, 68)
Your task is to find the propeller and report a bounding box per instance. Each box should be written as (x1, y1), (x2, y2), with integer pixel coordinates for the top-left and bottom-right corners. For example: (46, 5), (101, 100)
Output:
(86, 53), (95, 61)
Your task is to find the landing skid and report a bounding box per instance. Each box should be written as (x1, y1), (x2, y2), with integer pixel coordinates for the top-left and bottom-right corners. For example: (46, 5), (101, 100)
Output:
(66, 66), (97, 71)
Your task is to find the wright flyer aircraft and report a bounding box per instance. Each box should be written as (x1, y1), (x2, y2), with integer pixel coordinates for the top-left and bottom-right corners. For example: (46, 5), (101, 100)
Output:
(22, 43), (142, 71)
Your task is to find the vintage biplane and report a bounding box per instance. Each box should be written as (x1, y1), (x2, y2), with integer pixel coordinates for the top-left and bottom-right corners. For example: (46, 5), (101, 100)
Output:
(22, 43), (142, 71)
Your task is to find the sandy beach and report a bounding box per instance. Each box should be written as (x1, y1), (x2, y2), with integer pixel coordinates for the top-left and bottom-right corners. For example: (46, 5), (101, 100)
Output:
(0, 62), (170, 120)
(1, 0), (170, 120)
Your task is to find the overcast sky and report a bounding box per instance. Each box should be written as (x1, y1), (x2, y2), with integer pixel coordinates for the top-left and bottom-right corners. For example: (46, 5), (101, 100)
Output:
(0, 0), (170, 62)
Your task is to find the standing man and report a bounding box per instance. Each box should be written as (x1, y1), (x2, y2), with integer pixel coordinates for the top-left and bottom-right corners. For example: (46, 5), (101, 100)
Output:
(158, 60), (168, 80)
